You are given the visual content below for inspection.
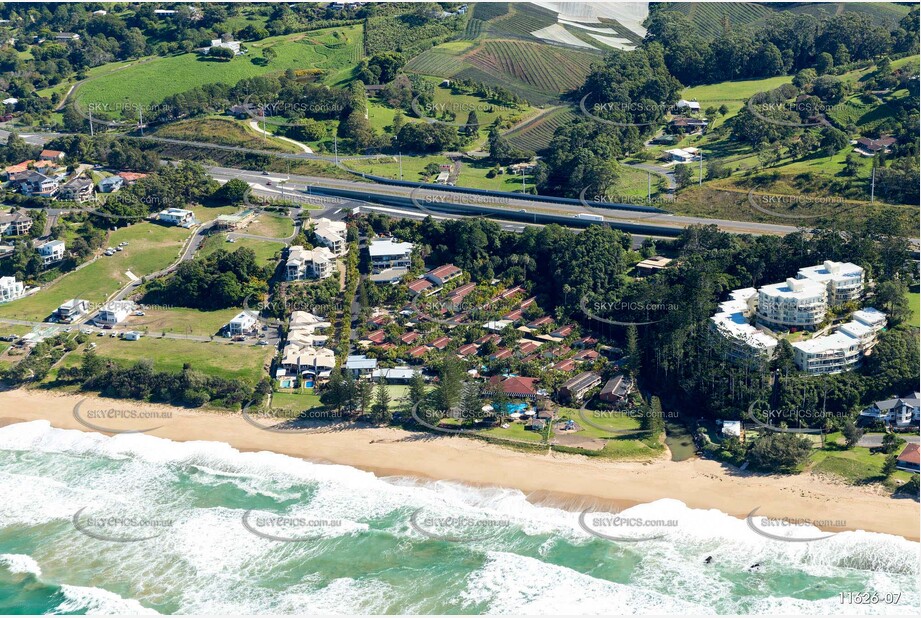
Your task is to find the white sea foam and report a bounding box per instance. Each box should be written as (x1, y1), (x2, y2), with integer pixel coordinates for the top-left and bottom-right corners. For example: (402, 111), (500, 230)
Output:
(0, 553), (42, 577)
(54, 585), (160, 614)
(1, 421), (918, 615)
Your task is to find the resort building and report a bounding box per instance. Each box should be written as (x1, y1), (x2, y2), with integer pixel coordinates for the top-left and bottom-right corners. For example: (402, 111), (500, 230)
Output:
(756, 278), (827, 331)
(559, 371), (602, 402)
(280, 311), (336, 381)
(424, 264), (462, 287)
(226, 311), (258, 337)
(157, 208), (196, 226)
(860, 392), (920, 428)
(94, 300), (135, 327)
(286, 245), (335, 280)
(0, 276), (25, 303)
(313, 218), (348, 256)
(55, 299), (90, 323)
(796, 261), (864, 305)
(0, 211), (33, 236)
(37, 240), (65, 265)
(791, 308), (887, 375)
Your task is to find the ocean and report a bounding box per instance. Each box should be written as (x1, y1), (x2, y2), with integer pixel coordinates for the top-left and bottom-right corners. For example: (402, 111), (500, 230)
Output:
(0, 420), (918, 615)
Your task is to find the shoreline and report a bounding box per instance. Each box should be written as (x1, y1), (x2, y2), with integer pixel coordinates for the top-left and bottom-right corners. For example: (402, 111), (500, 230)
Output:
(1, 388), (918, 541)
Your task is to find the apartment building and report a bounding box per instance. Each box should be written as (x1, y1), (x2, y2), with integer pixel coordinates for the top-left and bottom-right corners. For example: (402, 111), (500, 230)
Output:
(368, 237), (414, 276)
(709, 288), (778, 362)
(796, 260), (864, 305)
(756, 277), (827, 331)
(791, 307), (887, 375)
(286, 245), (335, 280)
(313, 218), (348, 256)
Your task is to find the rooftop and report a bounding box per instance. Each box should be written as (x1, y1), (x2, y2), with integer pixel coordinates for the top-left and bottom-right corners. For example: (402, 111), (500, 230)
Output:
(368, 237), (414, 257)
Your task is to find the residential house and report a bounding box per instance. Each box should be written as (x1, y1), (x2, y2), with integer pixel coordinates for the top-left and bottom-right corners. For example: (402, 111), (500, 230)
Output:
(55, 299), (90, 323)
(552, 358), (577, 372)
(896, 443), (920, 473)
(664, 147), (700, 163)
(0, 276), (24, 302)
(854, 136), (896, 157)
(0, 211), (33, 236)
(286, 245), (335, 280)
(37, 240), (65, 265)
(368, 237), (414, 279)
(635, 256), (673, 277)
(408, 344), (429, 359)
(122, 331), (143, 341)
(54, 32), (80, 42)
(345, 354), (378, 378)
(527, 316), (553, 330)
(19, 171), (57, 197)
(599, 374), (633, 404)
(280, 311), (335, 379)
(94, 300), (135, 327)
(430, 336), (451, 350)
(214, 209), (256, 230)
(39, 149), (65, 161)
(227, 311), (258, 337)
(98, 175), (124, 193)
(490, 348), (513, 361)
(117, 172), (148, 185)
(457, 343), (478, 357)
(365, 329), (387, 345)
(201, 38), (242, 55)
(158, 208), (196, 226)
(559, 371), (602, 402)
(674, 99), (701, 112)
(58, 177), (95, 203)
(860, 393), (920, 428)
(313, 218), (348, 256)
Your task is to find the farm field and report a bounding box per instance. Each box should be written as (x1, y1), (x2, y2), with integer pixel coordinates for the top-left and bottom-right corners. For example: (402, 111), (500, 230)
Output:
(74, 25), (363, 113)
(69, 336), (271, 384)
(344, 154), (536, 192)
(504, 105), (576, 153)
(0, 222), (192, 322)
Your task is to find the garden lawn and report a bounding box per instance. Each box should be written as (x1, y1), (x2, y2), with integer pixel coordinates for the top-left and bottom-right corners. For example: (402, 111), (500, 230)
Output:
(198, 234), (286, 267)
(124, 307), (241, 337)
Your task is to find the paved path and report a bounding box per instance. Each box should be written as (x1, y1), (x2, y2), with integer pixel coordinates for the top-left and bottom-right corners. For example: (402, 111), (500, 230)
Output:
(858, 433), (920, 448)
(248, 121), (313, 154)
(624, 162), (676, 191)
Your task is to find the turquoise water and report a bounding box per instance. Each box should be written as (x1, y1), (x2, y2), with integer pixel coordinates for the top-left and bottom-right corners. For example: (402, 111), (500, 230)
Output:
(0, 420), (918, 614)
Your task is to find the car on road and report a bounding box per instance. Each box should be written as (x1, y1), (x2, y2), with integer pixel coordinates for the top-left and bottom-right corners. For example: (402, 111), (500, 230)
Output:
(134, 311), (145, 316)
(257, 340), (269, 346)
(266, 181), (272, 186)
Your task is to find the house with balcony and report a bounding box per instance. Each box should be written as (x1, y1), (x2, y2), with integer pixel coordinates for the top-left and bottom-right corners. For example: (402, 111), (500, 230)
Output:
(37, 239), (65, 265)
(313, 218), (348, 256)
(158, 208), (196, 226)
(368, 237), (414, 282)
(98, 175), (124, 193)
(226, 311), (258, 337)
(860, 393), (920, 428)
(286, 245), (335, 280)
(19, 171), (57, 197)
(58, 177), (95, 203)
(0, 276), (25, 303)
(0, 211), (33, 236)
(55, 299), (90, 323)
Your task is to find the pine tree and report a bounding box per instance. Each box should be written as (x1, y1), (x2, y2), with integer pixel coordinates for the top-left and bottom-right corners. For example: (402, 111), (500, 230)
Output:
(409, 371), (426, 406)
(371, 378), (392, 424)
(459, 382), (482, 424)
(358, 380), (373, 413)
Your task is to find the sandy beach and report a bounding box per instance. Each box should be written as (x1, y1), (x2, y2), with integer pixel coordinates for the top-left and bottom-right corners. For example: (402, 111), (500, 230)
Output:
(1, 388), (918, 540)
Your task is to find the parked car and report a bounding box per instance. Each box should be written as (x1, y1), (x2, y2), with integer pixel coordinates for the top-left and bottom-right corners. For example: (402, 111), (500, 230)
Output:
(134, 311), (145, 316)
(257, 340), (269, 346)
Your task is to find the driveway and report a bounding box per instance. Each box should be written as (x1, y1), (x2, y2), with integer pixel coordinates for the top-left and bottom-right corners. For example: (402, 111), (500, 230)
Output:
(858, 433), (920, 448)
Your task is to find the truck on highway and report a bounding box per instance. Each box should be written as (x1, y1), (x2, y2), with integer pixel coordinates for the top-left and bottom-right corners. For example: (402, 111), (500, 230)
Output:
(574, 213), (604, 222)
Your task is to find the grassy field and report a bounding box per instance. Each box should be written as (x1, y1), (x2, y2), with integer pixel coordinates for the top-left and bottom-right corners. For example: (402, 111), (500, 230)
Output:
(153, 117), (301, 153)
(243, 213), (295, 239)
(809, 444), (913, 486)
(344, 154), (537, 191)
(198, 234), (286, 267)
(75, 25), (363, 112)
(908, 292), (920, 328)
(123, 307), (242, 337)
(0, 222), (192, 321)
(70, 336), (271, 383)
(681, 75), (793, 122)
(270, 391), (324, 414)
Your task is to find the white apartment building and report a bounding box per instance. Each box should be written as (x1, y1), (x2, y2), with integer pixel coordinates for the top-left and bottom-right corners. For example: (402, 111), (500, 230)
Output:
(797, 260), (864, 305)
(38, 239), (65, 265)
(280, 311), (335, 379)
(368, 237), (414, 274)
(313, 218), (348, 256)
(709, 287), (778, 362)
(227, 311), (258, 337)
(55, 298), (90, 322)
(756, 277), (827, 331)
(0, 276), (24, 303)
(792, 307), (887, 375)
(286, 245), (335, 280)
(94, 300), (135, 327)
